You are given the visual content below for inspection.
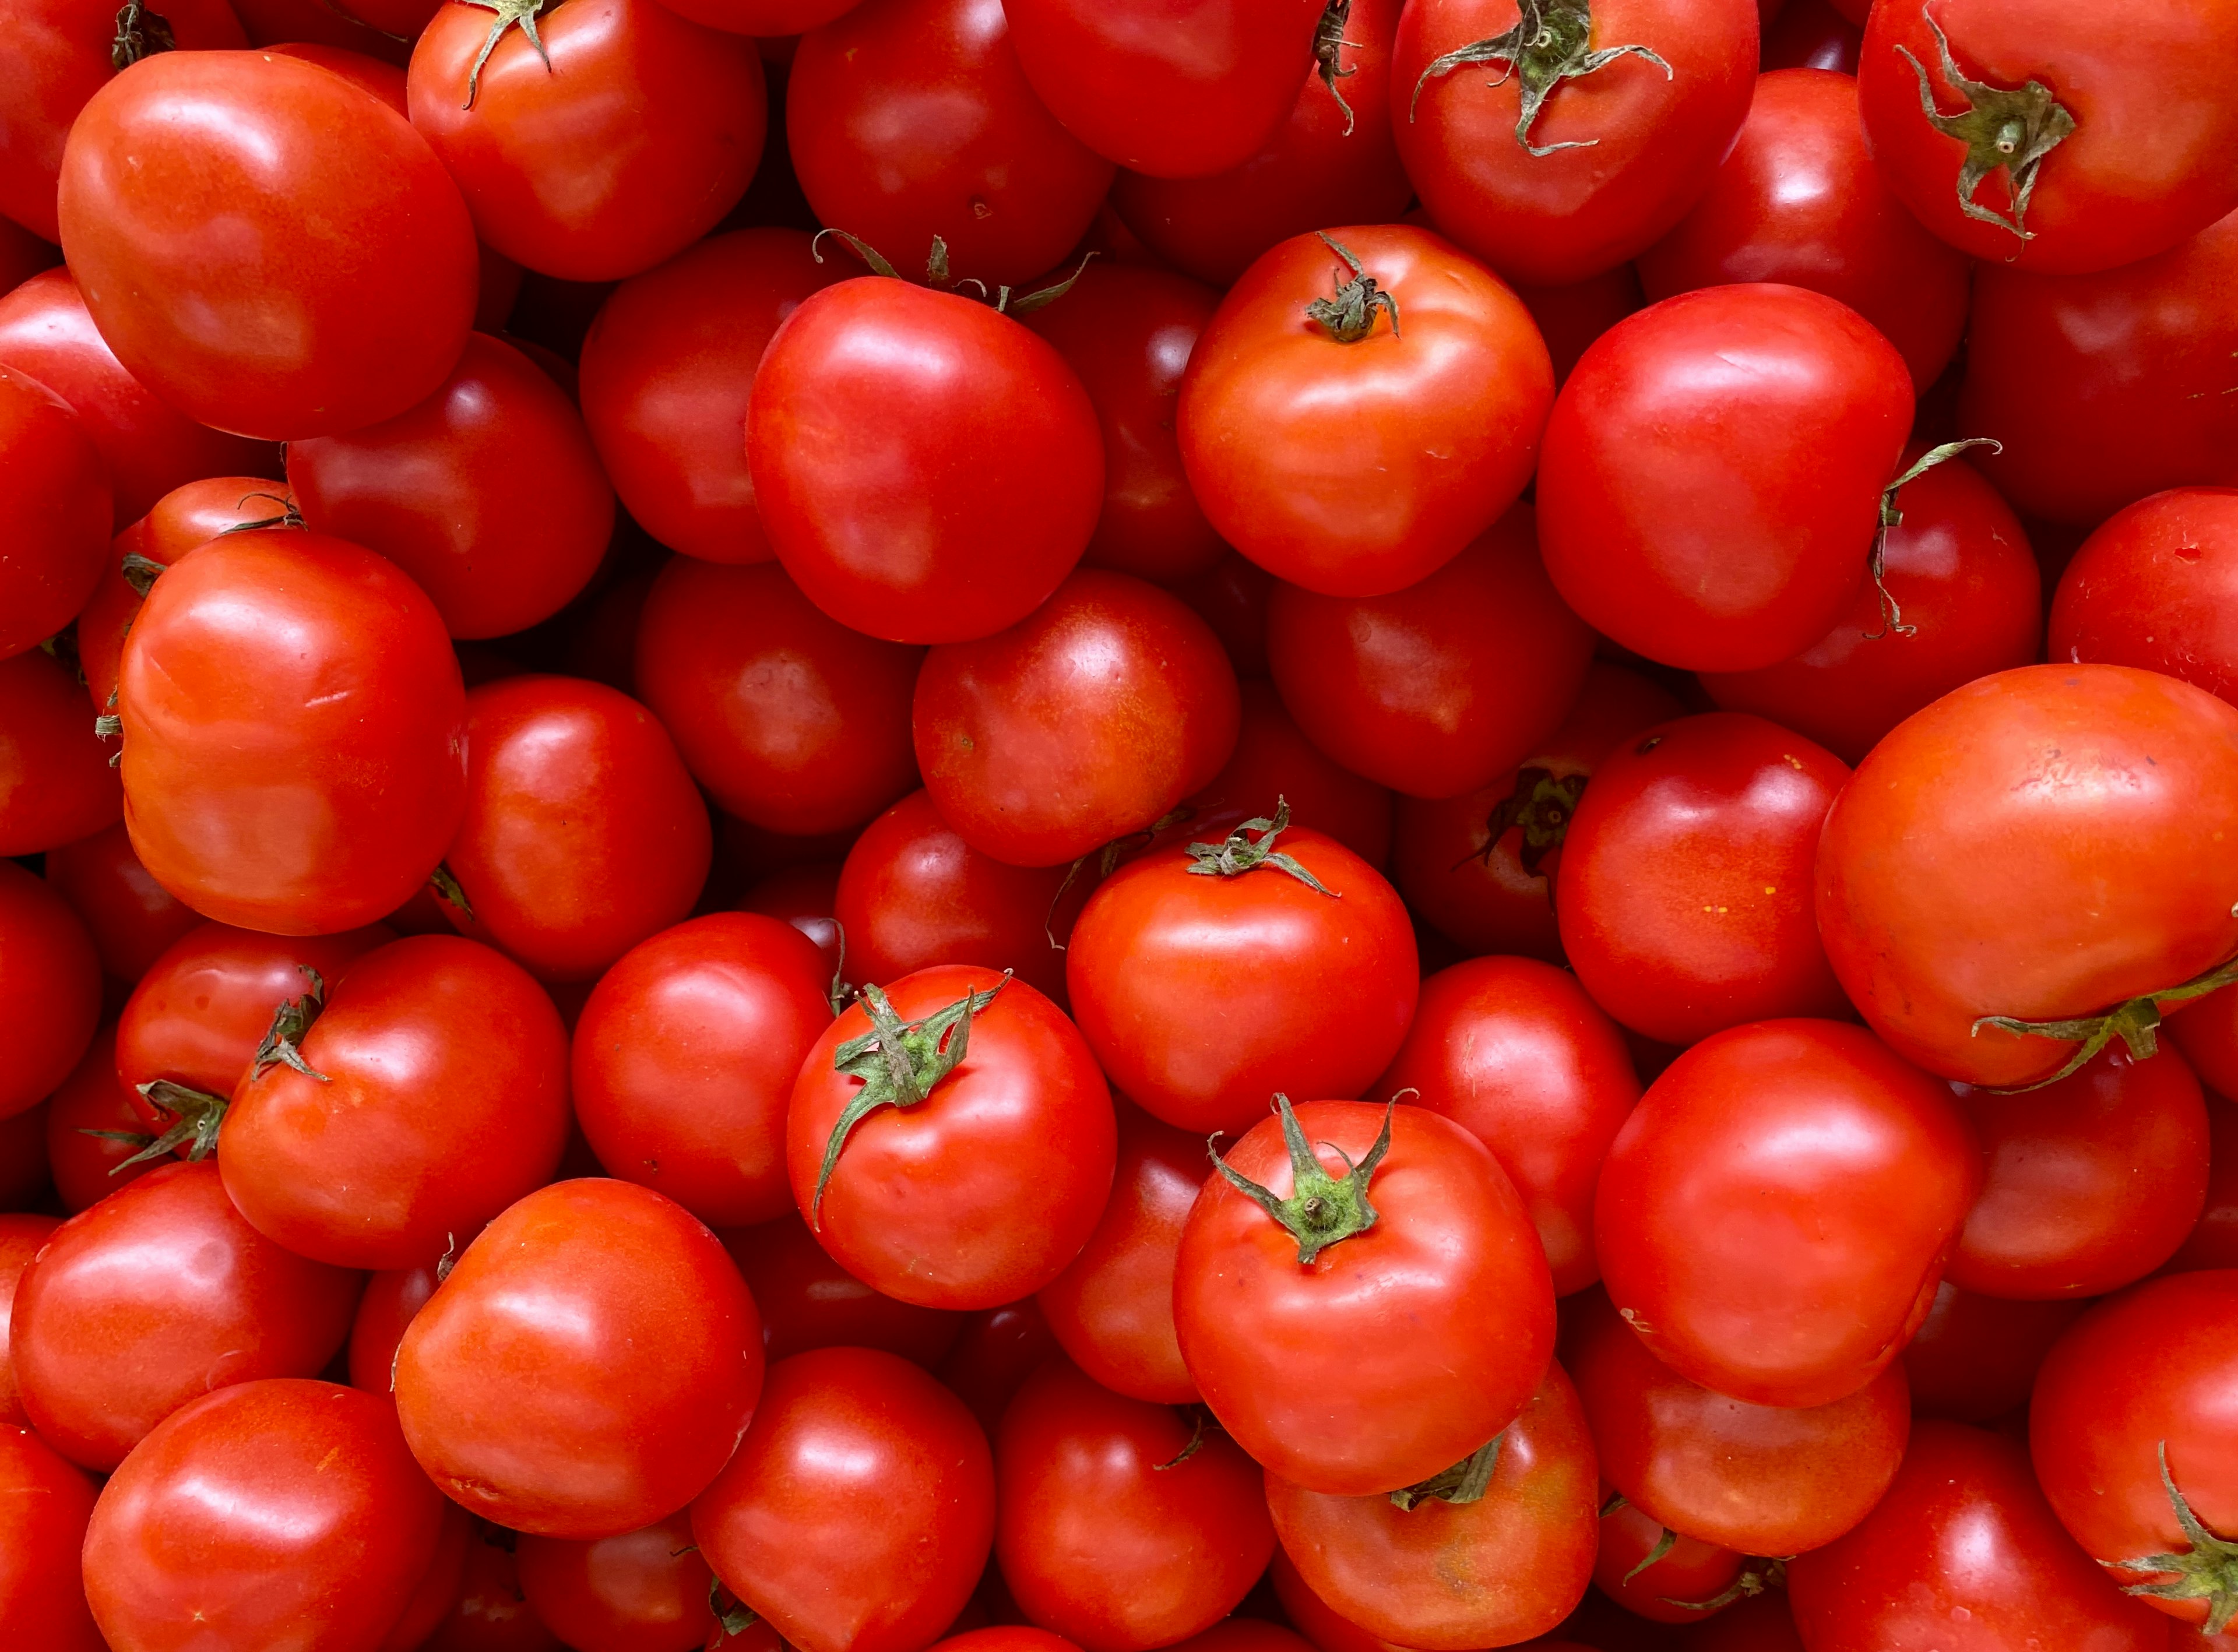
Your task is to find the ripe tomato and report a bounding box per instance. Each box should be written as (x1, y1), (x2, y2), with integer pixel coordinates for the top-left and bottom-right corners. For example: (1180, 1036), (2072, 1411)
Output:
(0, 647), (118, 855)
(1595, 1019), (1982, 1408)
(347, 1263), (439, 1400)
(1508, 262), (1644, 382)
(2165, 1091), (2238, 1273)
(1592, 1498), (1747, 1623)
(1267, 1548), (1414, 1652)
(1171, 550), (1275, 678)
(1178, 225), (1553, 597)
(0, 1422), (104, 1652)
(1763, 0), (1858, 69)
(719, 1214), (963, 1366)
(1537, 283), (1913, 671)
(268, 42), (412, 110)
(421, 1527), (565, 1652)
(516, 1509), (720, 1652)
(0, 861), (99, 1119)
(1395, 0), (1758, 284)
(2052, 488), (2238, 707)
(44, 820), (197, 982)
(692, 1347), (994, 1652)
(40, 1024), (162, 1211)
(654, 0), (863, 30)
(937, 1297), (1063, 1435)
(0, 365), (107, 660)
(0, 216), (57, 290)
(1178, 680), (1394, 870)
(0, 1213), (58, 1424)
(740, 861), (844, 981)
(1900, 1280), (2081, 1422)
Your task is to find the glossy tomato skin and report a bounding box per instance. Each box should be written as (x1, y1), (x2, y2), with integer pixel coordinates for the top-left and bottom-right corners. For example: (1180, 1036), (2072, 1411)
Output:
(0, 1214), (58, 1424)
(1538, 283), (1913, 671)
(1264, 1363), (1597, 1650)
(739, 861), (844, 981)
(0, 365), (107, 661)
(1595, 1019), (1982, 1408)
(0, 861), (99, 1119)
(408, 0), (766, 281)
(1763, 0), (1860, 69)
(0, 1422), (104, 1652)
(421, 1528), (565, 1652)
(60, 51), (477, 439)
(718, 1214), (963, 1367)
(573, 913), (833, 1227)
(515, 1507), (719, 1652)
(1178, 225), (1554, 598)
(0, 647), (119, 855)
(1066, 829), (1419, 1135)
(1175, 1100), (1556, 1496)
(691, 1347), (994, 1652)
(1901, 1280), (2081, 1422)
(2165, 1089), (2238, 1273)
(44, 820), (198, 982)
(2052, 488), (2238, 706)
(1266, 1548), (1413, 1652)
(1815, 664), (2238, 1087)
(1593, 1498), (1746, 1623)
(41, 1025), (161, 1211)
(937, 1297), (1062, 1435)
(1178, 680), (1394, 869)
(1396, 0), (1758, 284)
(1638, 68), (1970, 388)
(347, 1264), (439, 1398)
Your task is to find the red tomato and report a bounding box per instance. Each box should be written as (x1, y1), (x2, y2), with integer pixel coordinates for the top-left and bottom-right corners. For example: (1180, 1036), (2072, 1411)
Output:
(937, 1298), (1064, 1436)
(1267, 1547), (1413, 1652)
(0, 1213), (58, 1424)
(0, 365), (107, 660)
(399, 1179), (763, 1538)
(936, 1634), (1082, 1652)
(691, 1347), (994, 1652)
(1815, 664), (2238, 1087)
(1264, 1363), (1598, 1650)
(379, 1505), (477, 1652)
(407, 0), (766, 280)
(1178, 680), (1394, 870)
(269, 41), (412, 111)
(1900, 1280), (2081, 1422)
(289, 334), (612, 637)
(995, 1359), (1275, 1649)
(44, 820), (197, 982)
(0, 216), (58, 291)
(738, 861), (844, 981)
(0, 1422), (104, 1652)
(573, 913), (833, 1227)
(347, 1263), (439, 1400)
(1592, 1498), (1748, 1623)
(1170, 550), (1275, 679)
(59, 50), (477, 439)
(1175, 1097), (1556, 1496)
(1178, 225), (1554, 598)
(1508, 263), (1645, 383)
(719, 1213), (963, 1366)
(1672, 1595), (1806, 1651)
(747, 277), (1102, 644)
(2165, 1090), (2238, 1275)
(1395, 0), (1758, 284)
(2052, 488), (2238, 707)
(40, 1023), (161, 1211)
(1537, 283), (1913, 671)
(420, 1528), (566, 1652)
(655, 0), (863, 30)
(0, 1102), (45, 1211)
(1761, 0), (1859, 70)
(0, 647), (118, 855)
(0, 861), (99, 1119)
(232, 0), (420, 57)
(516, 1508), (719, 1652)
(1377, 956), (1640, 1295)
(1597, 1019), (1980, 1407)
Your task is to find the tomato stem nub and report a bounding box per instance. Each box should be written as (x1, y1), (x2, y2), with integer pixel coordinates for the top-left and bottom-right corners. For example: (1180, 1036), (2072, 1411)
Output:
(108, 1079), (230, 1170)
(709, 1578), (759, 1639)
(1314, 0), (1362, 136)
(216, 491), (304, 536)
(459, 0), (554, 110)
(428, 861), (474, 921)
(1389, 1433), (1502, 1510)
(1184, 797), (1337, 893)
(2109, 1440), (2238, 1634)
(1663, 1556), (1789, 1614)
(1408, 0), (1670, 156)
(1971, 949), (2238, 1091)
(111, 0), (175, 69)
(1864, 437), (2002, 641)
(1895, 8), (2074, 242)
(1304, 234), (1400, 343)
(1208, 1092), (1392, 1265)
(1459, 766), (1586, 880)
(251, 966), (333, 1083)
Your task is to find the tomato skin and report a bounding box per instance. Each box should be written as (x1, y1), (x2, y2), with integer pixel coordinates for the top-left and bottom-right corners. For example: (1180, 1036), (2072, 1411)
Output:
(1265, 1364), (1597, 1650)
(2051, 488), (2238, 707)
(515, 1508), (719, 1652)
(1170, 550), (1275, 679)
(1266, 1548), (1411, 1652)
(0, 365), (107, 661)
(995, 1359), (1275, 1650)
(719, 1214), (963, 1366)
(44, 821), (197, 982)
(1763, 0), (1859, 69)
(691, 1347), (995, 1652)
(41, 1023), (161, 1210)
(347, 1264), (439, 1400)
(1815, 664), (2238, 1087)
(937, 1298), (1063, 1436)
(420, 1530), (566, 1652)
(1179, 680), (1394, 871)
(1178, 225), (1554, 598)
(740, 861), (845, 981)
(0, 861), (99, 1119)
(0, 217), (58, 290)
(1901, 1280), (2081, 1422)
(1592, 1499), (1746, 1624)
(0, 1422), (105, 1652)
(573, 913), (833, 1227)
(748, 278), (1103, 644)
(1537, 284), (1913, 672)
(1507, 263), (1645, 385)
(914, 570), (1242, 868)
(268, 42), (413, 111)
(1595, 1019), (1982, 1408)
(1395, 0), (1758, 284)
(657, 0), (864, 33)
(2165, 1090), (2238, 1274)
(0, 1213), (58, 1425)
(0, 647), (119, 855)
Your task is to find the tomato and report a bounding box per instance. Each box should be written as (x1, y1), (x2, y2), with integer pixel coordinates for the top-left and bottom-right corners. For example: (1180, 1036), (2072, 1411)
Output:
(1857, 0), (2238, 274)
(421, 1528), (566, 1652)
(740, 861), (845, 981)
(1178, 225), (1554, 598)
(44, 821), (195, 982)
(914, 570), (1241, 868)
(935, 1634), (1081, 1652)
(1762, 0), (1858, 70)
(1507, 263), (1644, 383)
(381, 1505), (477, 1652)
(40, 1024), (161, 1211)
(0, 647), (118, 855)
(516, 1508), (720, 1652)
(2051, 488), (2238, 707)
(1537, 284), (1913, 671)
(655, 0), (862, 32)
(787, 0), (1114, 287)
(269, 42), (412, 111)
(2165, 1091), (2238, 1274)
(231, 0), (418, 58)
(0, 365), (106, 660)
(1178, 680), (1394, 870)
(1067, 816), (1417, 1135)
(787, 964), (1116, 1309)
(0, 1213), (57, 1424)
(1377, 957), (1640, 1295)
(1595, 1019), (1982, 1408)
(0, 1102), (46, 1211)
(1900, 1280), (2081, 1422)
(573, 913), (832, 1227)
(1395, 0), (1758, 284)
(0, 1422), (104, 1652)
(692, 1347), (994, 1652)
(347, 1263), (439, 1400)
(1267, 1547), (1413, 1652)
(1680, 1594), (1808, 1652)
(399, 1178), (763, 1538)
(408, 0), (766, 281)
(719, 1213), (963, 1366)
(937, 1298), (1064, 1436)
(1176, 1097), (1555, 1496)
(1815, 664), (2238, 1088)
(747, 277), (1102, 644)
(1171, 551), (1275, 679)
(0, 861), (99, 1119)
(1592, 1498), (1747, 1624)
(1002, 0), (1324, 178)
(60, 50), (477, 439)
(1638, 69), (1969, 388)
(1265, 1363), (1597, 1650)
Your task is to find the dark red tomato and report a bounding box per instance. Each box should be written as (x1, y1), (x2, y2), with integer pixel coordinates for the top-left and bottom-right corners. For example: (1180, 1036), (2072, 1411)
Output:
(1003, 0), (1324, 178)
(1266, 505), (1593, 798)
(1178, 225), (1554, 598)
(935, 1633), (1081, 1652)
(0, 365), (106, 660)
(0, 1422), (105, 1652)
(786, 965), (1116, 1309)
(1859, 1), (2238, 274)
(1901, 1280), (2082, 1422)
(1789, 1420), (2166, 1651)
(0, 861), (98, 1119)
(1596, 1019), (1982, 1407)
(1109, 0), (1412, 285)
(1959, 211), (2238, 527)
(1761, 0), (1857, 68)
(1508, 263), (1645, 383)
(0, 647), (118, 855)
(2177, 991), (2238, 1104)
(655, 0), (864, 33)
(399, 1179), (762, 1538)
(915, 570), (1242, 868)
(1166, 1623), (1318, 1652)
(409, 0), (765, 280)
(1377, 957), (1639, 1295)
(44, 819), (198, 982)
(231, 0), (420, 58)
(1593, 1498), (1746, 1624)
(118, 530), (467, 934)
(290, 334), (611, 638)
(1557, 713), (1851, 1044)
(1036, 1102), (1204, 1403)
(516, 1508), (719, 1652)
(381, 1504), (476, 1652)
(1815, 665), (2238, 1087)
(1396, 0), (1758, 284)
(2164, 1090), (2238, 1274)
(2052, 488), (2238, 707)
(692, 1347), (994, 1652)
(938, 1298), (1063, 1435)
(719, 1213), (963, 1366)
(421, 1529), (566, 1652)
(1178, 679), (1394, 870)
(60, 51), (476, 439)
(1176, 1098), (1555, 1495)
(84, 1379), (448, 1652)
(1392, 661), (1683, 960)
(580, 229), (839, 564)
(0, 1102), (45, 1211)
(748, 277), (1102, 644)
(268, 41), (412, 112)
(1639, 70), (1968, 388)
(738, 861), (844, 981)
(573, 913), (832, 1227)
(1170, 550), (1275, 679)
(347, 1263), (439, 1399)
(1680, 1593), (1807, 1652)
(41, 1023), (160, 1211)
(0, 216), (58, 290)
(788, 0), (1113, 287)
(1568, 1285), (1908, 1555)
(1265, 1363), (1598, 1649)
(0, 1213), (58, 1424)
(1538, 284), (1913, 671)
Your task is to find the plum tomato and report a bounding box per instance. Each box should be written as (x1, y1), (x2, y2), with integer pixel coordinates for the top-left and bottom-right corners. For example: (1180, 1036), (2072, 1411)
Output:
(0, 1421), (103, 1652)
(0, 861), (100, 1120)
(1178, 680), (1394, 871)
(0, 365), (107, 661)
(718, 1214), (963, 1368)
(1901, 1280), (2081, 1424)
(515, 1508), (720, 1652)
(43, 820), (198, 982)
(2051, 488), (2238, 707)
(0, 646), (119, 856)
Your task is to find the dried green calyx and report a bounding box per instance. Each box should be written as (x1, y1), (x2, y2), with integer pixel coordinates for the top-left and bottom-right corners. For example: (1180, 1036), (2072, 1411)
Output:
(252, 966), (333, 1083)
(1972, 949), (2238, 1093)
(217, 491), (304, 535)
(811, 229), (1096, 315)
(1303, 233), (1400, 344)
(2109, 1442), (2238, 1634)
(91, 1078), (229, 1172)
(428, 862), (474, 921)
(1410, 0), (1670, 156)
(1864, 438), (2002, 640)
(1314, 0), (1362, 135)
(1209, 1092), (1394, 1266)
(1184, 798), (1336, 893)
(1390, 1435), (1502, 1512)
(1462, 766), (1586, 881)
(1896, 8), (2074, 242)
(111, 0), (174, 69)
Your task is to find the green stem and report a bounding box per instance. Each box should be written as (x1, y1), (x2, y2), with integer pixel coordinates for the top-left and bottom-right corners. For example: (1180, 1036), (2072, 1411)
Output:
(1208, 1092), (1392, 1266)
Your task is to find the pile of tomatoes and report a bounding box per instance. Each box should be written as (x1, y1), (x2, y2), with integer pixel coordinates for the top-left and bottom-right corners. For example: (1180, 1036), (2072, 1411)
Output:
(8, 0), (2238, 1648)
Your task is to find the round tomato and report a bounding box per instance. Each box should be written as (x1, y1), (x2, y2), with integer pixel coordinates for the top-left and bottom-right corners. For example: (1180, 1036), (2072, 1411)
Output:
(346, 1263), (439, 1399)
(39, 1023), (161, 1211)
(1508, 262), (1645, 382)
(0, 861), (99, 1119)
(420, 1527), (565, 1652)
(2052, 488), (2238, 707)
(516, 1509), (720, 1652)
(0, 1422), (104, 1652)
(1592, 1498), (1748, 1624)
(43, 820), (196, 982)
(2164, 1091), (2238, 1274)
(0, 1214), (58, 1425)
(1171, 550), (1275, 678)
(1901, 1280), (2081, 1422)
(0, 647), (118, 855)
(936, 1298), (1063, 1435)
(1178, 680), (1394, 869)
(0, 365), (106, 660)
(718, 1213), (962, 1366)
(739, 861), (844, 981)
